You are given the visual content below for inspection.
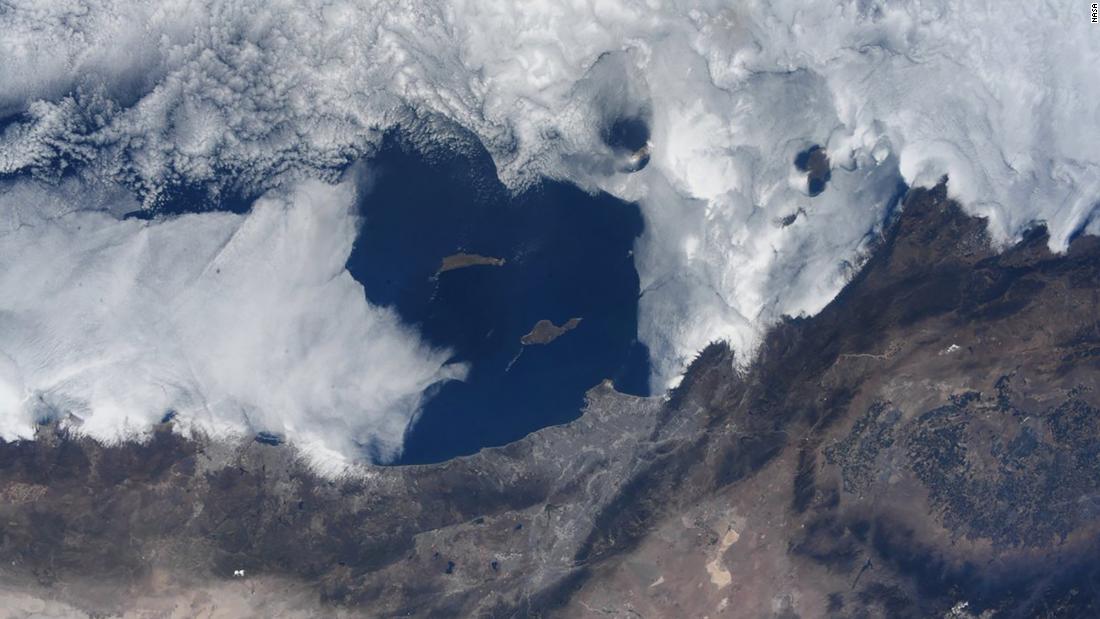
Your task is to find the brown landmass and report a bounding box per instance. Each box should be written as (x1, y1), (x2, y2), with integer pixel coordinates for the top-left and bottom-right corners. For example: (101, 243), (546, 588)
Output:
(520, 318), (582, 345)
(437, 252), (505, 274)
(3, 184), (1100, 617)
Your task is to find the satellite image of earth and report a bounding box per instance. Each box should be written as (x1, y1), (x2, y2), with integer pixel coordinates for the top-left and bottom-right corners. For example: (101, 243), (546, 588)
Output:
(0, 1), (1098, 617)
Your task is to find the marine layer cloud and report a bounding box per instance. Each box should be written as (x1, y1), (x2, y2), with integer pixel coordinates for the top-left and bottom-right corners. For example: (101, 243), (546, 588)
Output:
(0, 0), (1096, 467)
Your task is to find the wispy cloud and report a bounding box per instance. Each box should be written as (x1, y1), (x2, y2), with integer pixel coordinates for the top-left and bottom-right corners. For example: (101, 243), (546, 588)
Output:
(0, 0), (1096, 394)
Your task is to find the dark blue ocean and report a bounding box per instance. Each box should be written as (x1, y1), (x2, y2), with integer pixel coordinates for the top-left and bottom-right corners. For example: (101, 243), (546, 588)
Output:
(141, 132), (650, 464)
(347, 135), (650, 464)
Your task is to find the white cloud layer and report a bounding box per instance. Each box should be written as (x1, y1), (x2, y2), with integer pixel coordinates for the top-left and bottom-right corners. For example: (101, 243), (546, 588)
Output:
(0, 0), (1097, 405)
(0, 177), (465, 471)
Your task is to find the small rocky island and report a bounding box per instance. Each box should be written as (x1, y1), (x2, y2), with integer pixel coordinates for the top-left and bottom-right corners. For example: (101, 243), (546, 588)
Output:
(520, 317), (581, 345)
(436, 252), (505, 274)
